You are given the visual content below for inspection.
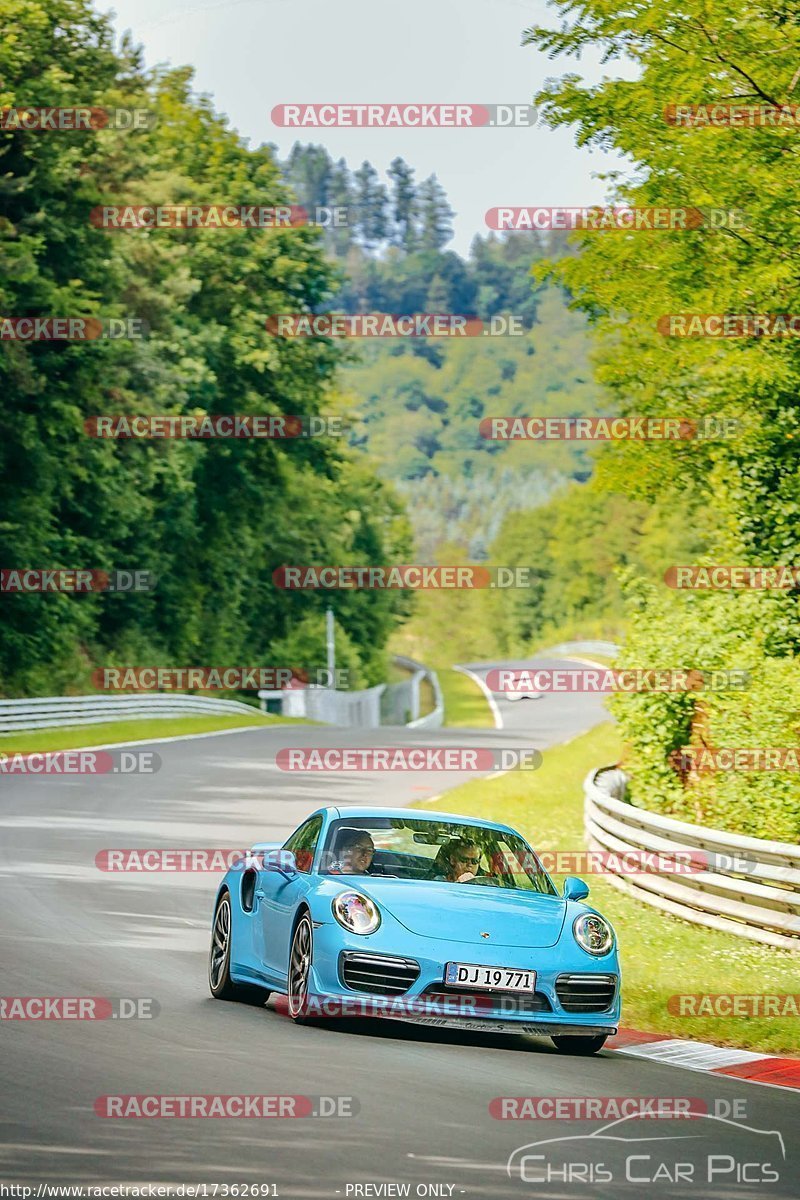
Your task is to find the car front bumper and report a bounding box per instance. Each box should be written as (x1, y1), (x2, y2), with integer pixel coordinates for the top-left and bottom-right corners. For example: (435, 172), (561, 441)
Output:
(307, 920), (620, 1035)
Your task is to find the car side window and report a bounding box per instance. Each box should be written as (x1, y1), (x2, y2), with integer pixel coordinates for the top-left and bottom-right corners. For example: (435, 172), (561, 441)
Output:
(282, 816), (323, 874)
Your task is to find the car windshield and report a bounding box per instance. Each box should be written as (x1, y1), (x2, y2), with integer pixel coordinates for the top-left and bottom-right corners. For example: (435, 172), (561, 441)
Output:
(319, 816), (557, 894)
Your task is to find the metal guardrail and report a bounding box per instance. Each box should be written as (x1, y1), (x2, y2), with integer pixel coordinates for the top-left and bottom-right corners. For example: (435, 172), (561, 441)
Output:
(262, 657), (443, 730)
(281, 683), (386, 728)
(546, 640), (621, 659)
(0, 693), (259, 732)
(584, 766), (800, 951)
(393, 655), (444, 730)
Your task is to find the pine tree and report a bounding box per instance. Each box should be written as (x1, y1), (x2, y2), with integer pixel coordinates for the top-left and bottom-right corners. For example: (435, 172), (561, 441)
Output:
(425, 273), (451, 311)
(387, 157), (418, 251)
(285, 142), (332, 212)
(417, 175), (454, 252)
(327, 157), (355, 255)
(353, 161), (389, 249)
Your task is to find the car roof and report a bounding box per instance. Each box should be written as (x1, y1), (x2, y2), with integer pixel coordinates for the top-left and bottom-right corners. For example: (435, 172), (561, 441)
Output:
(323, 805), (519, 836)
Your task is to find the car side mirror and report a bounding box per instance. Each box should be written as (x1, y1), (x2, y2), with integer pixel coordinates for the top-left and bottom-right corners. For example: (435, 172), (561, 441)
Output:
(563, 875), (589, 901)
(262, 849), (298, 877)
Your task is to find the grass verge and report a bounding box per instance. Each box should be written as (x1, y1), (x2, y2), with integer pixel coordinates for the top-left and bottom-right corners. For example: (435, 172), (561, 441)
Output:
(439, 667), (495, 728)
(417, 722), (799, 1055)
(0, 711), (314, 755)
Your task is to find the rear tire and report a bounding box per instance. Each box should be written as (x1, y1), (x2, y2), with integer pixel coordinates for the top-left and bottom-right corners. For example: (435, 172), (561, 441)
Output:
(209, 892), (271, 1006)
(551, 1034), (608, 1055)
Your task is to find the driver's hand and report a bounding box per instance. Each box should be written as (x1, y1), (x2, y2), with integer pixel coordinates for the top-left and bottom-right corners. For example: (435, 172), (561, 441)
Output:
(456, 871), (477, 882)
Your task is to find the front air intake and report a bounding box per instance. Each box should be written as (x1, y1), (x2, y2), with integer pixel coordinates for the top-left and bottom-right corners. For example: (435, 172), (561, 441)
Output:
(555, 973), (618, 1013)
(340, 952), (421, 995)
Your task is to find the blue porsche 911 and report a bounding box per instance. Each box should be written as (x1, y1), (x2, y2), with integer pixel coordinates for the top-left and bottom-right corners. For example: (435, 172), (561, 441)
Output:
(208, 806), (620, 1054)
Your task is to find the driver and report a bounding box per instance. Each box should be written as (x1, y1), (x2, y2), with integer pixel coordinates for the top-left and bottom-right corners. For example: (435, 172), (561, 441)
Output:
(430, 838), (482, 883)
(332, 828), (375, 875)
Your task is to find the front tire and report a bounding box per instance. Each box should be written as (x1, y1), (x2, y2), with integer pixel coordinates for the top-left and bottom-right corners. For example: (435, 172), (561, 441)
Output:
(551, 1034), (608, 1055)
(209, 892), (271, 1005)
(287, 914), (314, 1022)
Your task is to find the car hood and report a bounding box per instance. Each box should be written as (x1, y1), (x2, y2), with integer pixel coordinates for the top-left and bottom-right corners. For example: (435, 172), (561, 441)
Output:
(358, 878), (567, 948)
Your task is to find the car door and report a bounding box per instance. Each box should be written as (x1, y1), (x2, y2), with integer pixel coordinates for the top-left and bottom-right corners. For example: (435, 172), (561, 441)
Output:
(254, 815), (323, 983)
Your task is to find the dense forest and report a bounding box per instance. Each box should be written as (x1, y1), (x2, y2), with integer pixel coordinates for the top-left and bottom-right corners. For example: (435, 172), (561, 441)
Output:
(280, 146), (602, 557)
(0, 3), (411, 695)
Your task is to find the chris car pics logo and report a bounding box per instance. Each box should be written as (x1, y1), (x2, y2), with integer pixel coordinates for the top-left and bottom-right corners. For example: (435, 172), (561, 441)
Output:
(506, 1112), (785, 1187)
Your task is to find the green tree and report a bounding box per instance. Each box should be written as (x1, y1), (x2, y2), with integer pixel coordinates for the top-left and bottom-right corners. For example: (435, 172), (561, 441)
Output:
(353, 161), (389, 249)
(284, 142), (332, 211)
(387, 156), (418, 251)
(327, 156), (355, 255)
(417, 174), (454, 252)
(0, 0), (411, 695)
(523, 0), (800, 830)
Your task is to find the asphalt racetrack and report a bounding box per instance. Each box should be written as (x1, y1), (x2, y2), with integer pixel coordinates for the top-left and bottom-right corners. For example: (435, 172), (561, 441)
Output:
(1, 657), (797, 1198)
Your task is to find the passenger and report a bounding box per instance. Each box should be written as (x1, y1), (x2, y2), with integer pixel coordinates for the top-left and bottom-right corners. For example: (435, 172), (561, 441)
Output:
(333, 828), (376, 875)
(429, 838), (482, 883)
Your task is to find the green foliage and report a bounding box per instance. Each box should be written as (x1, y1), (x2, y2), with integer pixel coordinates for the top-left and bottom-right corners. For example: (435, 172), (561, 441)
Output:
(344, 287), (604, 556)
(386, 157), (418, 251)
(490, 480), (710, 651)
(611, 577), (800, 840)
(283, 144), (457, 260)
(281, 148), (604, 560)
(353, 160), (389, 249)
(522, 0), (800, 836)
(399, 477), (705, 666)
(268, 612), (377, 690)
(0, 0), (410, 696)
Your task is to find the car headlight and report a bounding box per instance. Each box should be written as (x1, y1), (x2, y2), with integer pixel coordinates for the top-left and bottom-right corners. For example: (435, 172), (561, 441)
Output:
(332, 891), (381, 935)
(573, 913), (614, 956)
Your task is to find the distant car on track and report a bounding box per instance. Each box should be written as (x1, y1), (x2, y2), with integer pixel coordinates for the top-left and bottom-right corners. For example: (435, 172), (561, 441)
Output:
(208, 806), (620, 1054)
(501, 673), (543, 701)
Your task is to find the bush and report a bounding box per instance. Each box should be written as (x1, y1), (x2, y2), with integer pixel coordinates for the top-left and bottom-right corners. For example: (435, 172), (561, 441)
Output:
(611, 572), (800, 842)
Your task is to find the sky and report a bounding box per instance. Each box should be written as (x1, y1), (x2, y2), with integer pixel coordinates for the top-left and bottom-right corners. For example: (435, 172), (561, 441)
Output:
(98, 0), (632, 255)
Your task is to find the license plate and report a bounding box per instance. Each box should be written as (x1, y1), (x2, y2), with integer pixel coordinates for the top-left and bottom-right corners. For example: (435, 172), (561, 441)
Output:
(445, 962), (536, 992)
